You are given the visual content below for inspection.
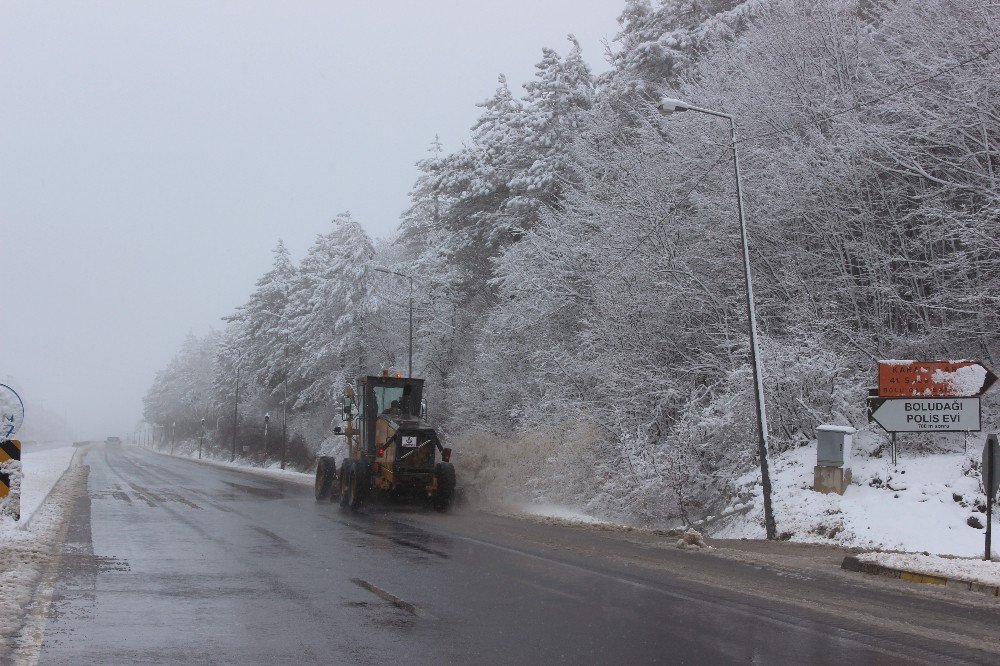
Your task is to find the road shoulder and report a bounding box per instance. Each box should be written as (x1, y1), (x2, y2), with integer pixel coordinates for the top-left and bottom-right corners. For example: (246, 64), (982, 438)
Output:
(0, 445), (91, 660)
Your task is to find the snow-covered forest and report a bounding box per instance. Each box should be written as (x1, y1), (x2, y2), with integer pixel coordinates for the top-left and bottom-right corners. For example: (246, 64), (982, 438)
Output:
(143, 0), (1000, 525)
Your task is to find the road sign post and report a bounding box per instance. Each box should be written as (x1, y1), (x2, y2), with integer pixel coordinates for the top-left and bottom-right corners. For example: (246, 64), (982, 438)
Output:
(983, 434), (999, 561)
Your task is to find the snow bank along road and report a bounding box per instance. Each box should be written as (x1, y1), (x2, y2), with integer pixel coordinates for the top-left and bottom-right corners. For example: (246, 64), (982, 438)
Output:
(10, 442), (1000, 665)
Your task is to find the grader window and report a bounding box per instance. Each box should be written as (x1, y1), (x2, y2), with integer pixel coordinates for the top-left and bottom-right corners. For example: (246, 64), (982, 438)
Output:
(373, 386), (405, 415)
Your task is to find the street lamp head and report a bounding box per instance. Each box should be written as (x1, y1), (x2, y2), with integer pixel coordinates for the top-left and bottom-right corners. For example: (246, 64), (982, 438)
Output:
(657, 97), (690, 115)
(373, 266), (406, 279)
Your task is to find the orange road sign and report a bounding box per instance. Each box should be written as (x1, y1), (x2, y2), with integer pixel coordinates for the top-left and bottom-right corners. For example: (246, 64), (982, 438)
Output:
(0, 438), (20, 464)
(878, 361), (997, 398)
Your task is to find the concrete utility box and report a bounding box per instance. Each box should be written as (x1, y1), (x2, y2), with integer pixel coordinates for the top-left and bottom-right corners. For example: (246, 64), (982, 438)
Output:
(814, 425), (855, 495)
(816, 425), (854, 467)
(814, 466), (852, 495)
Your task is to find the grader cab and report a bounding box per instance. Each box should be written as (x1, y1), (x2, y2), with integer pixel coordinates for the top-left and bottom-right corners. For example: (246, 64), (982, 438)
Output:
(314, 372), (455, 511)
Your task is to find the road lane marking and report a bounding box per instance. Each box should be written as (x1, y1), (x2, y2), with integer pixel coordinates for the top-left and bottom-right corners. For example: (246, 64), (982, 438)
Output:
(351, 578), (419, 615)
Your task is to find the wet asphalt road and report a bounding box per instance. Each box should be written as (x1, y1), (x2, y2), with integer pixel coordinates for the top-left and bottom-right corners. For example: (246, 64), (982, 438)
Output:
(32, 443), (1000, 664)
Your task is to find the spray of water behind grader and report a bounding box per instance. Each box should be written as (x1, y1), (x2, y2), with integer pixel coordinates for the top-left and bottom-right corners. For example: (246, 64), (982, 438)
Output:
(315, 370), (456, 511)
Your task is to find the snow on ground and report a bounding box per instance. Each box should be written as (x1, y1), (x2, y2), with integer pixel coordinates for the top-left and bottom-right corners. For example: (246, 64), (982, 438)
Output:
(857, 552), (1000, 587)
(515, 503), (605, 524)
(0, 442), (76, 531)
(714, 431), (994, 557)
(16, 444), (77, 527)
(143, 440), (312, 486)
(0, 443), (84, 647)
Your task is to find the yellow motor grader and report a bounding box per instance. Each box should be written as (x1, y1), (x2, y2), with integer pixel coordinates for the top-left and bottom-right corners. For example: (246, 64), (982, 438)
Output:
(314, 371), (455, 511)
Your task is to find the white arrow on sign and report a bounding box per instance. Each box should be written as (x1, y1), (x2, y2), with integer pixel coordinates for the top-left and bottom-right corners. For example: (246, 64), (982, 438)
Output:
(870, 397), (981, 433)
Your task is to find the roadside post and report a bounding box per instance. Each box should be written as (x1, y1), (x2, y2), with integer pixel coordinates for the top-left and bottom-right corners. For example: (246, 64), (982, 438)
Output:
(0, 439), (21, 521)
(983, 434), (999, 561)
(0, 384), (25, 520)
(199, 418), (206, 459)
(263, 413), (270, 459)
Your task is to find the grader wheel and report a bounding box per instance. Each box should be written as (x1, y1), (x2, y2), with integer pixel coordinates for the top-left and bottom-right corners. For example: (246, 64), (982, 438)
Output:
(315, 456), (336, 501)
(433, 461), (456, 511)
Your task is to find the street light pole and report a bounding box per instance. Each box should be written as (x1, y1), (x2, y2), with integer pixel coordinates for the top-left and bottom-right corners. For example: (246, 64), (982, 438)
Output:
(261, 310), (291, 470)
(373, 267), (414, 378)
(282, 327), (288, 469)
(232, 360), (240, 462)
(658, 97), (777, 540)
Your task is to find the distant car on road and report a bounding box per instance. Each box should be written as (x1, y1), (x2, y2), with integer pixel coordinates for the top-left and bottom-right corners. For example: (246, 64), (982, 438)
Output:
(105, 436), (122, 445)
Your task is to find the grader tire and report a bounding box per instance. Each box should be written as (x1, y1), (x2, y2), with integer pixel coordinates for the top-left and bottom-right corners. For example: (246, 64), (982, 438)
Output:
(433, 462), (456, 512)
(315, 456), (335, 501)
(339, 459), (353, 509)
(348, 457), (369, 511)
(328, 459), (342, 502)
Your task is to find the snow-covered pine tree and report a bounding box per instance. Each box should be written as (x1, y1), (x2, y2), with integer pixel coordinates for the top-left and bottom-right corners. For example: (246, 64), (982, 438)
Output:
(509, 36), (595, 223)
(287, 212), (376, 410)
(224, 239), (297, 397)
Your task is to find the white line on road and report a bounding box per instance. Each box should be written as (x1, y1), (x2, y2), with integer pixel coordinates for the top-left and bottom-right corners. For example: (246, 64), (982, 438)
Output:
(351, 578), (420, 615)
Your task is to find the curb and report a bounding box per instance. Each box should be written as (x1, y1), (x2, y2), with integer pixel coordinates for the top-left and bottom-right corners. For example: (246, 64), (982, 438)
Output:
(841, 555), (1000, 597)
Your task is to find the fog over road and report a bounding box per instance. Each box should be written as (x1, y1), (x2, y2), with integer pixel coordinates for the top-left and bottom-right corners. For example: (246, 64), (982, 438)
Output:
(25, 443), (1000, 664)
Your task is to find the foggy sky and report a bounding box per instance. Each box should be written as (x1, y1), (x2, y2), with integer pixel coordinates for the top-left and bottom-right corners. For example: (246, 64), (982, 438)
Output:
(0, 1), (618, 439)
